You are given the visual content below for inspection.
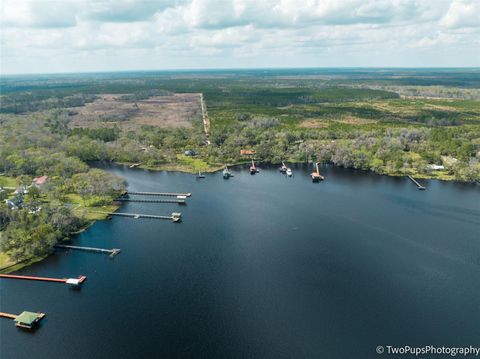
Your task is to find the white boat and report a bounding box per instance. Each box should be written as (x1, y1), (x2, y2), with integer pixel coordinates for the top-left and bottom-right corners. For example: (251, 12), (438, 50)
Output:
(286, 168), (293, 176)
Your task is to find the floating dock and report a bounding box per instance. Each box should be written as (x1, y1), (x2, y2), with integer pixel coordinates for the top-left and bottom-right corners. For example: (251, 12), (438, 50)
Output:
(1, 311), (46, 329)
(93, 211), (182, 222)
(116, 198), (185, 204)
(125, 191), (191, 197)
(55, 245), (121, 257)
(407, 175), (426, 190)
(0, 274), (87, 286)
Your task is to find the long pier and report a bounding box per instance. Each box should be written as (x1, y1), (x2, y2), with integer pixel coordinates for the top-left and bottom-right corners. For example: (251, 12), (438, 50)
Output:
(92, 211), (182, 222)
(116, 198), (185, 204)
(55, 245), (121, 257)
(407, 175), (426, 190)
(125, 191), (191, 197)
(0, 274), (87, 286)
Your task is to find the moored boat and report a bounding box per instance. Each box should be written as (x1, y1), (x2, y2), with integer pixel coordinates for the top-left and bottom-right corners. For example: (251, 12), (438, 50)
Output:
(311, 162), (324, 182)
(250, 160), (258, 174)
(223, 166), (232, 179)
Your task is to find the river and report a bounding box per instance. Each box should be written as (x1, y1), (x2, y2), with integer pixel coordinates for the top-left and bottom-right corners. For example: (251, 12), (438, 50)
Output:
(1, 164), (479, 359)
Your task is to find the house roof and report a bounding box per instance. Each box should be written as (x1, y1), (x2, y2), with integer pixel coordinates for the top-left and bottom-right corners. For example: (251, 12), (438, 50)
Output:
(33, 176), (48, 185)
(14, 311), (41, 325)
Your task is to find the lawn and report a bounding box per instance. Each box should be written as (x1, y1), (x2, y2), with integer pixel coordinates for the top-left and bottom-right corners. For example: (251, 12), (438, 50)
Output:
(66, 193), (120, 221)
(0, 176), (17, 188)
(0, 250), (14, 269)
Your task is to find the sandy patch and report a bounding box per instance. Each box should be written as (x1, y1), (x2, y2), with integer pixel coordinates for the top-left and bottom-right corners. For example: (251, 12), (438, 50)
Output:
(298, 119), (329, 128)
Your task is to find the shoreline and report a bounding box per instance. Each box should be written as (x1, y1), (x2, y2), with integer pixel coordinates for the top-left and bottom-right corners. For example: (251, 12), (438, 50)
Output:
(1, 161), (476, 274)
(0, 203), (121, 274)
(120, 159), (474, 183)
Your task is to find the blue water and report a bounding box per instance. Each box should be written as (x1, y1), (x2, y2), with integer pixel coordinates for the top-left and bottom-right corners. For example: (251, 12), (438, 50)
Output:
(1, 164), (479, 358)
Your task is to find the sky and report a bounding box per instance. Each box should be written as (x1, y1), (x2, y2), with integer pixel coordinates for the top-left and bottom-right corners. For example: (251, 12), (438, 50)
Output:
(0, 0), (479, 74)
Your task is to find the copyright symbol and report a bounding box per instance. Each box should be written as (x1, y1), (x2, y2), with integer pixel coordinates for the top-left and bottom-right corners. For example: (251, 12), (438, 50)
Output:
(376, 346), (385, 354)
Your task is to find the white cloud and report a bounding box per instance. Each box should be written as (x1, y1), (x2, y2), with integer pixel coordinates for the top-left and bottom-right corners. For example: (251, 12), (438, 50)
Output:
(441, 0), (480, 28)
(0, 0), (479, 74)
(0, 0), (78, 28)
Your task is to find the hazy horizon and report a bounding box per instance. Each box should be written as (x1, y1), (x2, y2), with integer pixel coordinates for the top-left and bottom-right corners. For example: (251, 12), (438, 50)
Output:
(2, 66), (480, 78)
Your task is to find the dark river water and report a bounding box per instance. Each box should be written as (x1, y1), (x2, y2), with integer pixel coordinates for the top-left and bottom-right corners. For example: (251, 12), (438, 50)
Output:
(1, 164), (479, 359)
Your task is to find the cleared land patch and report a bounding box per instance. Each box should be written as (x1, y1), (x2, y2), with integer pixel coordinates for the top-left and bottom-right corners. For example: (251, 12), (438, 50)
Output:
(298, 119), (329, 128)
(333, 115), (377, 125)
(68, 93), (202, 130)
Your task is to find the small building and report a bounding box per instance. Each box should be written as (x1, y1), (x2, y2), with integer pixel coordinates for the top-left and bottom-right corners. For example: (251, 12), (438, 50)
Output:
(32, 175), (48, 187)
(184, 150), (197, 156)
(427, 164), (445, 170)
(5, 199), (18, 210)
(14, 311), (45, 329)
(5, 195), (23, 210)
(240, 149), (256, 155)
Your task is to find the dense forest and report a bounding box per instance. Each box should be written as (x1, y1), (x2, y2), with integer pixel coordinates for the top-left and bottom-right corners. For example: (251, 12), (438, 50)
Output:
(0, 69), (479, 269)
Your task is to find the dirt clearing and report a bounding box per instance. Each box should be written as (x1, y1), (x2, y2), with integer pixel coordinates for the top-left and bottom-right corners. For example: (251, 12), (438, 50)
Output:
(68, 93), (202, 130)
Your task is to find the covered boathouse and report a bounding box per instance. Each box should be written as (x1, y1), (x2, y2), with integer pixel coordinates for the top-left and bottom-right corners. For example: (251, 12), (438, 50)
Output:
(14, 311), (45, 329)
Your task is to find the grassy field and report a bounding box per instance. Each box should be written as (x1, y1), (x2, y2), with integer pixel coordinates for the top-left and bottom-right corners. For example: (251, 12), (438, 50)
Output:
(207, 92), (480, 129)
(66, 193), (120, 221)
(0, 250), (14, 268)
(0, 176), (17, 188)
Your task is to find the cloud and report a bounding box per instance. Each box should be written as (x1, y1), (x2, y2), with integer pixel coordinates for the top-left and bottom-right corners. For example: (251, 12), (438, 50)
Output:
(1, 0), (479, 74)
(83, 0), (179, 23)
(0, 0), (78, 28)
(441, 0), (480, 28)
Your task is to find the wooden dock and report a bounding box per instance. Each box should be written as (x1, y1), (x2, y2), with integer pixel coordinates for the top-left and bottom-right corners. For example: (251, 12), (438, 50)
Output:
(126, 191), (191, 197)
(55, 245), (121, 257)
(0, 312), (17, 319)
(407, 175), (426, 190)
(92, 211), (182, 222)
(0, 274), (87, 286)
(116, 198), (185, 204)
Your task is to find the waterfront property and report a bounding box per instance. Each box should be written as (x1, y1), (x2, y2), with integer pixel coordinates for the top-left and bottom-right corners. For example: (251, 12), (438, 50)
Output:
(1, 164), (479, 359)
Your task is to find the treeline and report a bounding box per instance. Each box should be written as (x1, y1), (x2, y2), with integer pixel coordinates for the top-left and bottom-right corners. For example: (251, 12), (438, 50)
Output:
(0, 203), (83, 262)
(0, 93), (97, 114)
(0, 114), (127, 263)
